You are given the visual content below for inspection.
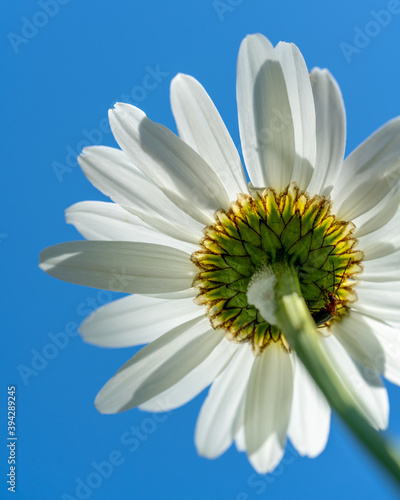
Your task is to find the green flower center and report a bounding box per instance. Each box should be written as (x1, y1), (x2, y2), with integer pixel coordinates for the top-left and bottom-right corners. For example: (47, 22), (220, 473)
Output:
(191, 184), (364, 353)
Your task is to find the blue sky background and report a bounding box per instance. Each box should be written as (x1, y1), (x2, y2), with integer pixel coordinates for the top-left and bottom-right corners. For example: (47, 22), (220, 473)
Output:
(2, 0), (400, 499)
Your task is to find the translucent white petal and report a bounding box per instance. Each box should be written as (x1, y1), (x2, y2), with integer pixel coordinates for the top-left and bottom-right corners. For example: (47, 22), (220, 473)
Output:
(78, 146), (203, 244)
(307, 68), (346, 198)
(170, 73), (248, 198)
(237, 34), (295, 191)
(332, 117), (400, 221)
(244, 343), (293, 473)
(233, 390), (247, 452)
(95, 316), (222, 413)
(353, 280), (400, 323)
(235, 425), (246, 453)
(332, 310), (400, 386)
(195, 343), (254, 458)
(361, 251), (400, 281)
(143, 289), (197, 300)
(109, 103), (230, 224)
(274, 42), (316, 191)
(288, 356), (331, 458)
(140, 338), (238, 412)
(39, 241), (196, 294)
(357, 206), (400, 259)
(66, 201), (197, 254)
(353, 186), (400, 239)
(80, 294), (203, 347)
(321, 334), (388, 430)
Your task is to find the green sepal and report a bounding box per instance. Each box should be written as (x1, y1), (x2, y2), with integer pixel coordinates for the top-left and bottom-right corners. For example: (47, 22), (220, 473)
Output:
(216, 212), (240, 239)
(299, 265), (330, 283)
(260, 223), (281, 259)
(301, 199), (323, 234)
(228, 277), (251, 292)
(265, 192), (285, 235)
(226, 293), (248, 309)
(204, 286), (238, 301)
(253, 322), (270, 346)
(287, 230), (312, 265)
(223, 255), (255, 277)
(237, 221), (262, 248)
(281, 215), (302, 251)
(243, 241), (268, 268)
(231, 307), (257, 331)
(200, 269), (243, 284)
(195, 254), (228, 269)
(217, 308), (241, 323)
(305, 245), (334, 268)
(215, 234), (247, 256)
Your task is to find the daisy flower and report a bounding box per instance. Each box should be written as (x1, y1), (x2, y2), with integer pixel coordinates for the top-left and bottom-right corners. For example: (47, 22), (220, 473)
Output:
(40, 34), (400, 474)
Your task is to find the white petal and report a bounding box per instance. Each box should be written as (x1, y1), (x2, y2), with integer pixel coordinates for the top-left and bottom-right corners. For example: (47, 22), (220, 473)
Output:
(360, 251), (400, 281)
(332, 310), (400, 386)
(143, 289), (197, 299)
(237, 34), (295, 191)
(140, 338), (238, 412)
(274, 42), (316, 191)
(235, 424), (246, 453)
(80, 294), (203, 347)
(353, 187), (400, 239)
(95, 316), (222, 413)
(170, 73), (248, 198)
(320, 334), (388, 429)
(332, 117), (400, 221)
(233, 385), (247, 452)
(195, 343), (254, 458)
(78, 146), (203, 244)
(244, 342), (293, 473)
(288, 355), (331, 458)
(353, 280), (400, 323)
(66, 201), (197, 254)
(109, 103), (230, 225)
(307, 69), (346, 198)
(357, 206), (400, 259)
(39, 241), (196, 294)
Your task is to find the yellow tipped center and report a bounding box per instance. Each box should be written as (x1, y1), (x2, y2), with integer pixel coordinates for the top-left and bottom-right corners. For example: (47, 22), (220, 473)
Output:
(191, 184), (363, 353)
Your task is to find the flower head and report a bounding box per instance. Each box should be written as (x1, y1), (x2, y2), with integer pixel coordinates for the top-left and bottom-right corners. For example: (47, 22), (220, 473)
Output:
(40, 34), (400, 473)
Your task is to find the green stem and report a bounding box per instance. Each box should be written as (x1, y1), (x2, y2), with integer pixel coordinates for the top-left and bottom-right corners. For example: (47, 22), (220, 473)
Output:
(273, 261), (400, 487)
